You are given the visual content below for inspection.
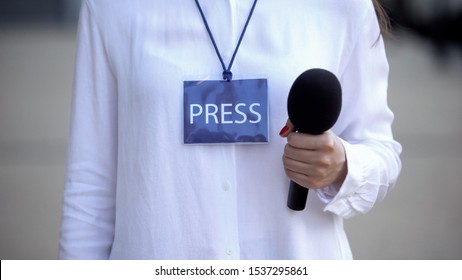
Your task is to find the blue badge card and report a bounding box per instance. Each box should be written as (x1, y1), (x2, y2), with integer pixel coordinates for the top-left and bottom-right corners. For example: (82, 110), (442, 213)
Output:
(184, 79), (268, 144)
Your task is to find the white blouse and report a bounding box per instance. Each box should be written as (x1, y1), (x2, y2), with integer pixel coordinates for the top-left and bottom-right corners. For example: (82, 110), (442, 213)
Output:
(59, 0), (402, 259)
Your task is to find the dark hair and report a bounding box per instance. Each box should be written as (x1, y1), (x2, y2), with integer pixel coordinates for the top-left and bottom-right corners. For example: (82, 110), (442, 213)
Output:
(372, 0), (391, 36)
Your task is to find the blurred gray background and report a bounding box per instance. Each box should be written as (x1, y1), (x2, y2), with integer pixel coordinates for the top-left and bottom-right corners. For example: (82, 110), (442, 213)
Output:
(1, 0), (461, 259)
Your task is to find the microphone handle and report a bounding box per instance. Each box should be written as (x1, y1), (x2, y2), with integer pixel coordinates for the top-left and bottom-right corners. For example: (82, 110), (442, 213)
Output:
(287, 180), (308, 211)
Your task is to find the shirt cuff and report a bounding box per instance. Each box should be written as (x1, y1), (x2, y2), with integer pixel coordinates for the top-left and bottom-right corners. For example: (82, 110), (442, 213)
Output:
(316, 139), (384, 219)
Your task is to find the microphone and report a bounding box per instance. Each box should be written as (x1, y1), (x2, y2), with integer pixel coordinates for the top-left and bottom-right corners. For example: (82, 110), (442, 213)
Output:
(286, 68), (342, 211)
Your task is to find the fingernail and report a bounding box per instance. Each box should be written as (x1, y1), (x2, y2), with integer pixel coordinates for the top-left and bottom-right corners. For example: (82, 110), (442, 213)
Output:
(279, 125), (289, 136)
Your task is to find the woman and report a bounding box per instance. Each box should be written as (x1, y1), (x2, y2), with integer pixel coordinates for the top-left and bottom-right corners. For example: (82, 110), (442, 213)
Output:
(59, 0), (401, 259)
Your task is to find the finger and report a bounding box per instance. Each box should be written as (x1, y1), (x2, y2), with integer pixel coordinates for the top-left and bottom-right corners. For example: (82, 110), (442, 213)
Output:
(279, 119), (295, 138)
(283, 153), (327, 180)
(284, 168), (326, 189)
(287, 133), (320, 150)
(284, 143), (317, 163)
(283, 152), (310, 174)
(288, 131), (336, 151)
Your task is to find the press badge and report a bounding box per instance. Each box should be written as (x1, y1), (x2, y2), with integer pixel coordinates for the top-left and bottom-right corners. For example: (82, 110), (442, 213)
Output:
(183, 79), (268, 144)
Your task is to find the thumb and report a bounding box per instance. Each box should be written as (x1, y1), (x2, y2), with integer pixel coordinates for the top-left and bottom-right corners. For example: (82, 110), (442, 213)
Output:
(279, 119), (295, 138)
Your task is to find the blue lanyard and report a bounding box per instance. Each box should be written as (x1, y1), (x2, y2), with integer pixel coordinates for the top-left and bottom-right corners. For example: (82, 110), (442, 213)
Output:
(195, 0), (258, 81)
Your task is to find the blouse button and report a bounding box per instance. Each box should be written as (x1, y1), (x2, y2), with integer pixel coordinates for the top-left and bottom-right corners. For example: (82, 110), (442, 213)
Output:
(226, 249), (233, 256)
(222, 182), (231, 191)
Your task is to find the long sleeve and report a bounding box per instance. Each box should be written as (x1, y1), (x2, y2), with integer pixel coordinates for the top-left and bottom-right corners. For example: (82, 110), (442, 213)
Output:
(316, 3), (402, 219)
(58, 0), (118, 259)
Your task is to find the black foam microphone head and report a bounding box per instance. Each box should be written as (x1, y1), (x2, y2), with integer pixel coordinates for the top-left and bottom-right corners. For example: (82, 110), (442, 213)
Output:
(288, 68), (342, 135)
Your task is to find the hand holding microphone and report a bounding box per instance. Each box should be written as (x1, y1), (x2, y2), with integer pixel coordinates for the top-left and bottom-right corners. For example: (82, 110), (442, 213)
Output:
(280, 69), (345, 211)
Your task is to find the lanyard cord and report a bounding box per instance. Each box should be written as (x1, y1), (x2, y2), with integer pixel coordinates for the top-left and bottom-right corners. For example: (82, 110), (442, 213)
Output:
(195, 0), (258, 81)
